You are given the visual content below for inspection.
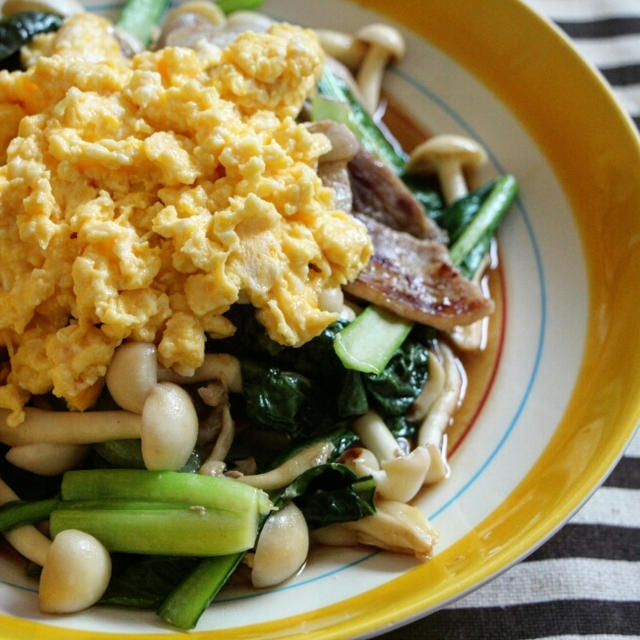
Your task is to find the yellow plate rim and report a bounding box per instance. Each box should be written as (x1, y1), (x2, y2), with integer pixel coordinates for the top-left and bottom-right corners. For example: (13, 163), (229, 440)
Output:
(1, 0), (640, 637)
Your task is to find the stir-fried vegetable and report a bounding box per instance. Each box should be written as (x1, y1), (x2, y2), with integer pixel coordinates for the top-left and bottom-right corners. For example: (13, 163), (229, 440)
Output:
(116, 0), (170, 46)
(158, 553), (245, 630)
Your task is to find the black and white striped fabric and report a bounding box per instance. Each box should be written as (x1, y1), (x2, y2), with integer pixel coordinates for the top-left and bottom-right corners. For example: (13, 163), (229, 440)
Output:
(379, 2), (640, 638)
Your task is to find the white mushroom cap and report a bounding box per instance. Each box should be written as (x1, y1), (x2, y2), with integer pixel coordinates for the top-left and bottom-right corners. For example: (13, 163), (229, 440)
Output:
(356, 23), (406, 60)
(140, 382), (199, 471)
(106, 342), (158, 414)
(251, 503), (309, 588)
(316, 29), (367, 69)
(165, 0), (226, 26)
(406, 134), (488, 205)
(355, 23), (406, 113)
(39, 530), (111, 614)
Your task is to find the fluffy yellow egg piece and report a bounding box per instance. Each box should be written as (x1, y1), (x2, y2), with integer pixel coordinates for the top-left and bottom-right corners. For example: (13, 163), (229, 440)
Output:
(0, 14), (372, 424)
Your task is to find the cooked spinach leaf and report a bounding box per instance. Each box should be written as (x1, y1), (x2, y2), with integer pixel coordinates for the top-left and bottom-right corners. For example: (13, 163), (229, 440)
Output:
(275, 462), (376, 529)
(432, 180), (495, 241)
(219, 306), (429, 454)
(100, 554), (200, 609)
(364, 339), (429, 418)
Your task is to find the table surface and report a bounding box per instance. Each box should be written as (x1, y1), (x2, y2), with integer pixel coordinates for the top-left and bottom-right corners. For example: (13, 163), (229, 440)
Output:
(379, 1), (640, 638)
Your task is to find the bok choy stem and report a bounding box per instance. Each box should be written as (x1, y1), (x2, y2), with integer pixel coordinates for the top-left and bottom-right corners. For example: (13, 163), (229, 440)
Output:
(157, 553), (245, 629)
(0, 498), (59, 532)
(116, 0), (170, 46)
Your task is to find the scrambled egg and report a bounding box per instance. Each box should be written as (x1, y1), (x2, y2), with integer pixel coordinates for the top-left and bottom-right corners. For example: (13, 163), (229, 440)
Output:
(0, 14), (372, 424)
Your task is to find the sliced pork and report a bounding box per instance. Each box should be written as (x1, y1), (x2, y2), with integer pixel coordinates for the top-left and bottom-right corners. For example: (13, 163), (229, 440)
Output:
(344, 215), (493, 329)
(348, 148), (445, 242)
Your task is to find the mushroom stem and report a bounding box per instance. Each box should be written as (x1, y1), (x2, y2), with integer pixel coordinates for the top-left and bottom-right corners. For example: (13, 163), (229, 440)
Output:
(312, 499), (439, 561)
(198, 405), (235, 476)
(236, 441), (334, 491)
(0, 408), (141, 446)
(356, 45), (390, 113)
(351, 410), (402, 462)
(355, 24), (405, 114)
(417, 342), (462, 484)
(0, 382), (198, 472)
(5, 443), (89, 477)
(438, 159), (472, 206)
(316, 29), (366, 69)
(0, 476), (51, 566)
(158, 353), (242, 393)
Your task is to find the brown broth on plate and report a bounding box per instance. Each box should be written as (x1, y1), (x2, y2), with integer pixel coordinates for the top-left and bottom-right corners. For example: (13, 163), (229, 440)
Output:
(380, 97), (506, 455)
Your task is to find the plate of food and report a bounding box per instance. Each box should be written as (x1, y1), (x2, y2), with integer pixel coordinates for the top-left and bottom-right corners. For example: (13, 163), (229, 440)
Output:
(0, 0), (638, 638)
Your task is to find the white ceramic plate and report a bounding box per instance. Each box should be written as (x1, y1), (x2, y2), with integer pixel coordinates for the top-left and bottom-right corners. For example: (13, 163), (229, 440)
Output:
(1, 1), (639, 638)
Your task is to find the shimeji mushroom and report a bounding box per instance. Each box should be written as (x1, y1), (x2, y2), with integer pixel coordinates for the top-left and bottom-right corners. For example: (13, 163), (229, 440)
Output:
(157, 352), (242, 393)
(0, 477), (112, 613)
(445, 253), (492, 351)
(250, 503), (309, 588)
(197, 400), (235, 477)
(5, 442), (89, 477)
(165, 0), (226, 26)
(355, 24), (405, 113)
(0, 475), (51, 567)
(416, 342), (463, 484)
(0, 382), (198, 471)
(106, 342), (243, 474)
(405, 134), (488, 206)
(237, 441), (334, 491)
(315, 29), (367, 69)
(312, 499), (439, 561)
(2, 0), (83, 16)
(39, 529), (111, 614)
(349, 411), (431, 502)
(105, 342), (158, 414)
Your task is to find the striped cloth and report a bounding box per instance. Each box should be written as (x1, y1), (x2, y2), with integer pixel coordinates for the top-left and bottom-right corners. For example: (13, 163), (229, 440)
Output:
(379, 2), (640, 638)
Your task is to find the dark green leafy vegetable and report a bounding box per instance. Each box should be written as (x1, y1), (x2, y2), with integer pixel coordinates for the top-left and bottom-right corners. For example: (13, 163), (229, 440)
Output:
(431, 181), (495, 241)
(267, 429), (360, 470)
(314, 68), (408, 172)
(449, 174), (518, 276)
(101, 554), (200, 609)
(0, 498), (59, 532)
(217, 0), (265, 13)
(157, 553), (244, 629)
(222, 306), (428, 460)
(275, 463), (376, 529)
(364, 339), (429, 418)
(0, 11), (62, 70)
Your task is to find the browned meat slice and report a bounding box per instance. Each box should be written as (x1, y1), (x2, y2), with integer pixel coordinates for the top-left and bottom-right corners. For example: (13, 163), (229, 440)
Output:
(348, 148), (445, 242)
(344, 215), (493, 329)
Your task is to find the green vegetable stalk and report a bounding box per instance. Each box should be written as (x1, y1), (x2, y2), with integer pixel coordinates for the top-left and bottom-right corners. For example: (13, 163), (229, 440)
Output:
(0, 497), (59, 532)
(51, 470), (272, 557)
(157, 553), (244, 629)
(117, 0), (170, 47)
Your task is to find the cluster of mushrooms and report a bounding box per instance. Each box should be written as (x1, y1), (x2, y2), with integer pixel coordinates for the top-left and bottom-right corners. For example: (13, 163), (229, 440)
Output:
(0, 0), (494, 616)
